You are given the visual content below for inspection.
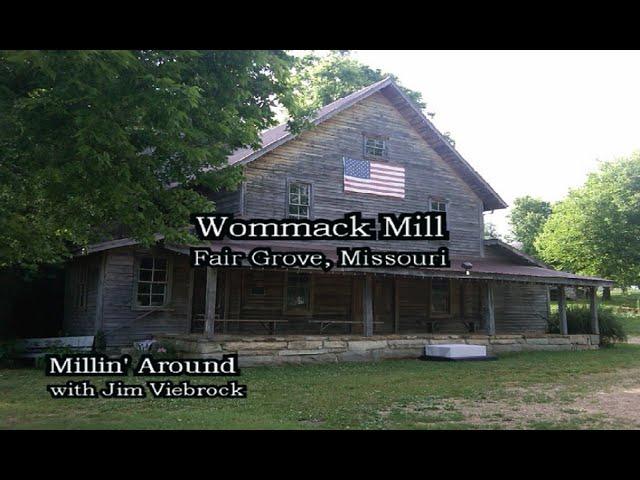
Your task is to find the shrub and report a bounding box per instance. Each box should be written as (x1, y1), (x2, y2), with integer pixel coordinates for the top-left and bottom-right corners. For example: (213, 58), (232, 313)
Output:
(548, 305), (627, 345)
(0, 340), (24, 367)
(35, 345), (79, 369)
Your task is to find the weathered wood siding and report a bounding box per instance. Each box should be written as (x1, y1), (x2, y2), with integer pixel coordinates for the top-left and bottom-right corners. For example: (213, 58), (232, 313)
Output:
(239, 92), (485, 256)
(494, 282), (549, 334)
(97, 246), (191, 346)
(207, 186), (242, 215)
(221, 269), (354, 335)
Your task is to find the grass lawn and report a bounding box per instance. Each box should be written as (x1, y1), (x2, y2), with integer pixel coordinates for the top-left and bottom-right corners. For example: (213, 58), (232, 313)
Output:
(3, 344), (640, 429)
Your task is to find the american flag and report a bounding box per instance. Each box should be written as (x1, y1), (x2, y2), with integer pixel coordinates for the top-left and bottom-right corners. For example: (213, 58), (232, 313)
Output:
(343, 157), (405, 199)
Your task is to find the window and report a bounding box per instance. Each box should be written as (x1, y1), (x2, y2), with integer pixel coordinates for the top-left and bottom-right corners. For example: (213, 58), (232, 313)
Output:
(364, 136), (387, 157)
(431, 278), (450, 315)
(136, 257), (169, 307)
(287, 182), (311, 219)
(286, 273), (311, 311)
(250, 286), (265, 296)
(430, 198), (447, 212)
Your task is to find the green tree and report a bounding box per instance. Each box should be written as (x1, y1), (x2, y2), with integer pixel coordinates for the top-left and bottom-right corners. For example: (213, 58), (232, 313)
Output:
(484, 221), (502, 240)
(291, 51), (456, 147)
(507, 196), (552, 257)
(292, 51), (428, 111)
(0, 50), (301, 268)
(535, 152), (640, 289)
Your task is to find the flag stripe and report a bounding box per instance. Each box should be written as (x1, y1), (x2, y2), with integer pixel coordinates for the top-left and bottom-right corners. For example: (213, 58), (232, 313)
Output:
(345, 178), (405, 192)
(344, 186), (405, 198)
(369, 174), (405, 185)
(344, 179), (405, 194)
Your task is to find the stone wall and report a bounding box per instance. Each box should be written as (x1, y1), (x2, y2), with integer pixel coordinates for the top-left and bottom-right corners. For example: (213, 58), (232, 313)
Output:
(155, 333), (599, 367)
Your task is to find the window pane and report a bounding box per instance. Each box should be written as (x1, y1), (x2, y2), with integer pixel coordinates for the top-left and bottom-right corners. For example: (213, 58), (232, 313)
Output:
(138, 283), (150, 294)
(139, 269), (152, 281)
(153, 270), (166, 282)
(151, 295), (164, 306)
(298, 206), (309, 218)
(138, 294), (150, 306)
(155, 258), (167, 270)
(140, 257), (153, 269)
(152, 284), (166, 295)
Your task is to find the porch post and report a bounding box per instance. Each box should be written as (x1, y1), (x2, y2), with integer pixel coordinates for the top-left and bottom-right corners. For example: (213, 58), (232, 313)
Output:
(589, 286), (599, 335)
(204, 268), (218, 339)
(558, 285), (568, 335)
(363, 275), (374, 337)
(394, 277), (400, 334)
(485, 281), (496, 336)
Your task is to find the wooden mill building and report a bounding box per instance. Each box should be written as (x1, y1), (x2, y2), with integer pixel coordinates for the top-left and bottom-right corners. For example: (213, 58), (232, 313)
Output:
(63, 78), (612, 361)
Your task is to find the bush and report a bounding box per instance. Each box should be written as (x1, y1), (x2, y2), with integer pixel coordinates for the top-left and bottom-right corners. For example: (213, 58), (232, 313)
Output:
(0, 340), (24, 367)
(548, 305), (627, 345)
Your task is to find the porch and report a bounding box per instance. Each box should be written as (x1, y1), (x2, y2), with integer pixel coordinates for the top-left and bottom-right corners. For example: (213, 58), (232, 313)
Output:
(187, 266), (604, 339)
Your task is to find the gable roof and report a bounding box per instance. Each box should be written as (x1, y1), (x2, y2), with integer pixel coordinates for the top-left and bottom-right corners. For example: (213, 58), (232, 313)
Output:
(484, 238), (552, 268)
(227, 78), (508, 211)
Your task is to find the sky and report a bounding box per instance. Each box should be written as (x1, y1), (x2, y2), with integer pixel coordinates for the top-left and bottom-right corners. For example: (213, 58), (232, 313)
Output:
(349, 50), (640, 237)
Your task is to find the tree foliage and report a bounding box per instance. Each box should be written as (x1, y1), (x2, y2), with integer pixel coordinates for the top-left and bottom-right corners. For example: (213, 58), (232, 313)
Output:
(291, 51), (428, 111)
(0, 50), (300, 268)
(535, 153), (640, 287)
(291, 51), (456, 147)
(507, 195), (552, 257)
(484, 221), (502, 240)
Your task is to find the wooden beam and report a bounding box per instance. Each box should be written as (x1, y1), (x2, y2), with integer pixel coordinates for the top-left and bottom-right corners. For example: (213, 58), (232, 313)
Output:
(485, 281), (496, 336)
(185, 268), (195, 334)
(590, 286), (600, 335)
(558, 285), (568, 335)
(363, 275), (374, 337)
(204, 268), (218, 339)
(394, 277), (400, 334)
(223, 270), (232, 333)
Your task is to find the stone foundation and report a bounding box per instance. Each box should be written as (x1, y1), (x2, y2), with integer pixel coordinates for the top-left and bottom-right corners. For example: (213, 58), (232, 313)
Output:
(154, 333), (599, 367)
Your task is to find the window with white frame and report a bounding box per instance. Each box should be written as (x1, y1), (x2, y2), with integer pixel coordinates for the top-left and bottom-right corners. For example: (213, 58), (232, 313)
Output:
(287, 182), (311, 219)
(430, 198), (447, 212)
(364, 136), (387, 157)
(136, 257), (169, 307)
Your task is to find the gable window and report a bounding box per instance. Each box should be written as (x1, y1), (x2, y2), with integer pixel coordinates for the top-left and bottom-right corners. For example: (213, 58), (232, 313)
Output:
(431, 278), (451, 315)
(430, 198), (447, 212)
(136, 257), (169, 307)
(364, 135), (387, 157)
(286, 272), (311, 311)
(287, 181), (311, 219)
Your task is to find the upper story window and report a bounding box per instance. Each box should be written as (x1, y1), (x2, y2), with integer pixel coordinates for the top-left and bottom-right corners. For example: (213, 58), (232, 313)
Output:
(287, 181), (311, 219)
(135, 256), (170, 307)
(430, 198), (447, 212)
(364, 135), (388, 158)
